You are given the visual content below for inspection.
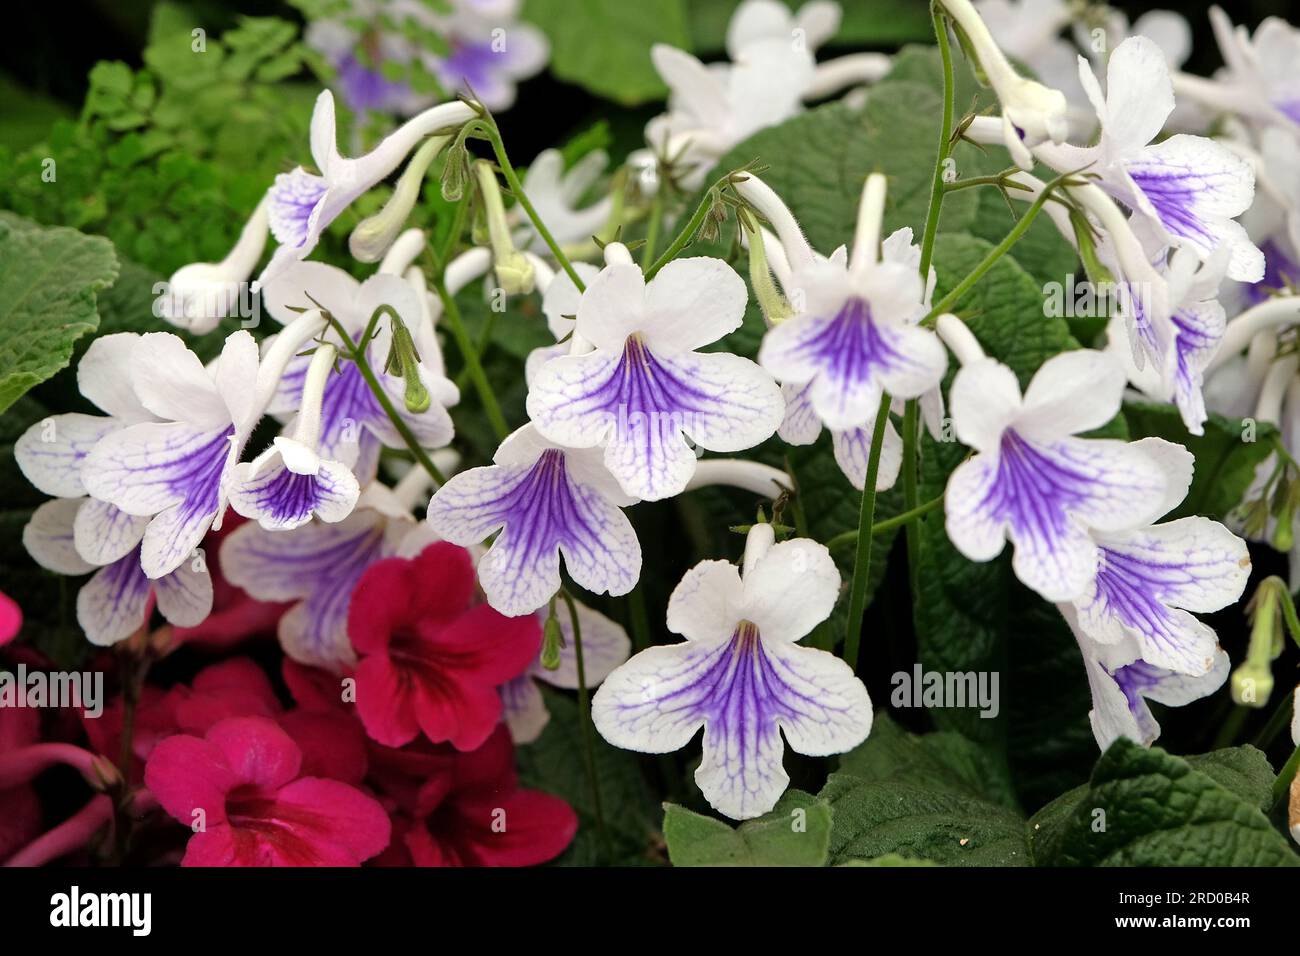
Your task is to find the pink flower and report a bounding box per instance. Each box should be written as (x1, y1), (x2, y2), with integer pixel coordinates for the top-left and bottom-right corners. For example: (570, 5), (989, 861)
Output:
(0, 708), (42, 860)
(0, 590), (20, 646)
(369, 727), (577, 867)
(347, 543), (542, 750)
(145, 715), (390, 866)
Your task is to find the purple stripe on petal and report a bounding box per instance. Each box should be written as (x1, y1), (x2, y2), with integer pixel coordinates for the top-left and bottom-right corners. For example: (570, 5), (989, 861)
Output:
(1244, 239), (1299, 307)
(1126, 163), (1231, 250)
(268, 168), (328, 249)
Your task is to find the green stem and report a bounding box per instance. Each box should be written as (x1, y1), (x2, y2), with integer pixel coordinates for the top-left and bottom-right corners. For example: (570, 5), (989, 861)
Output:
(1271, 741), (1300, 809)
(1213, 705), (1250, 750)
(922, 175), (1063, 324)
(643, 168), (738, 279)
(917, 5), (955, 281)
(326, 313), (449, 485)
(481, 121), (586, 292)
(828, 494), (945, 551)
(560, 587), (609, 856)
(627, 581), (652, 653)
(429, 271), (510, 440)
(641, 193), (664, 269)
(843, 394), (894, 670)
(1253, 689), (1294, 750)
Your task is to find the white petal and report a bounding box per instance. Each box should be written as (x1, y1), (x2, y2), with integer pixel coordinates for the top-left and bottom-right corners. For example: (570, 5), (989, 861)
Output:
(154, 561), (214, 628)
(642, 257), (748, 355)
(24, 498), (95, 575)
(666, 559), (744, 644)
(77, 333), (151, 423)
(73, 498), (149, 566)
(740, 539), (840, 643)
(131, 333), (228, 427)
(77, 556), (151, 646)
(1102, 36), (1174, 151)
(1016, 349), (1126, 440)
(15, 413), (117, 498)
(949, 358), (1022, 453)
(574, 262), (647, 351)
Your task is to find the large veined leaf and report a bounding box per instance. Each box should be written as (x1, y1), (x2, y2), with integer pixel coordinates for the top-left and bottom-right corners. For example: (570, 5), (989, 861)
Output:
(1028, 740), (1299, 866)
(0, 214), (118, 414)
(524, 0), (692, 105)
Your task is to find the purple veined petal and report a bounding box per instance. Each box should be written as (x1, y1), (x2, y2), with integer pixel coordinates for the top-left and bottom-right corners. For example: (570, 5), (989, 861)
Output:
(533, 600), (632, 689)
(501, 675), (550, 745)
(1078, 517), (1249, 674)
(1243, 238), (1300, 307)
(755, 640), (873, 756)
(76, 549), (153, 646)
(528, 338), (782, 501)
(228, 446), (360, 532)
(73, 497), (149, 566)
(437, 448), (641, 616)
(23, 498), (95, 575)
(778, 382), (822, 446)
(15, 412), (118, 498)
(831, 417), (902, 492)
(948, 432), (1166, 601)
(268, 167), (329, 251)
(1169, 299), (1226, 436)
(153, 558), (214, 628)
(524, 341), (569, 389)
(84, 422), (236, 579)
(759, 296), (946, 431)
(1121, 135), (1259, 277)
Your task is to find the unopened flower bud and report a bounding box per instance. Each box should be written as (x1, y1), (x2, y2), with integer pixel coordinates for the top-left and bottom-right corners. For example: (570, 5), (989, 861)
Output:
(351, 135), (447, 263)
(541, 614), (564, 671)
(384, 315), (430, 413)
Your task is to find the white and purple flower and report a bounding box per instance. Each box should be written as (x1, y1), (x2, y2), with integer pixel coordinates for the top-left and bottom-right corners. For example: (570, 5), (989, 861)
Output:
(261, 261), (458, 485)
(81, 331), (264, 580)
(592, 525), (871, 820)
(426, 424), (641, 618)
(259, 90), (475, 288)
(525, 244), (784, 502)
(942, 344), (1170, 602)
(23, 497), (212, 647)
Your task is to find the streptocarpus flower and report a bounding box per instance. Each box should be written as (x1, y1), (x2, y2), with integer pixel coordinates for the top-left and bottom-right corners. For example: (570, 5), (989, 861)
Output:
(145, 715), (390, 867)
(369, 726), (577, 867)
(220, 481), (427, 669)
(229, 344), (361, 531)
(347, 542), (541, 749)
(526, 246), (784, 501)
(82, 331), (262, 579)
(1202, 8), (1300, 134)
(14, 332), (157, 504)
(501, 599), (631, 744)
(725, 0), (841, 60)
(943, 347), (1169, 602)
(1068, 438), (1251, 675)
(1107, 243), (1232, 435)
(1065, 36), (1263, 281)
(513, 149), (612, 250)
(262, 262), (458, 485)
(22, 497), (212, 646)
(258, 90), (475, 288)
(593, 527), (872, 820)
(0, 591), (19, 647)
(158, 199), (268, 335)
(427, 424), (641, 617)
(748, 173), (947, 430)
(1062, 604), (1229, 749)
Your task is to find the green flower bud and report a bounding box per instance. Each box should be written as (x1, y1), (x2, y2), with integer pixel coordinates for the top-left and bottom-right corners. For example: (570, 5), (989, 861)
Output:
(541, 615), (564, 671)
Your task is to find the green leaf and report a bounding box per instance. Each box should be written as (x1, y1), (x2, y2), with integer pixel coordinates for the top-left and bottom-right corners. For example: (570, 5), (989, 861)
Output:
(913, 233), (1097, 807)
(0, 215), (118, 414)
(837, 712), (1018, 810)
(820, 772), (1030, 866)
(1123, 401), (1275, 521)
(663, 790), (831, 866)
(839, 853), (939, 866)
(1185, 746), (1278, 812)
(515, 687), (661, 865)
(524, 0), (692, 105)
(1028, 740), (1300, 866)
(821, 713), (1028, 865)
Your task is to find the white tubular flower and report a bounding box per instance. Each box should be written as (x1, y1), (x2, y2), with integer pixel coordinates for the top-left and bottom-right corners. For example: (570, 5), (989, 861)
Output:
(1053, 36), (1264, 283)
(593, 527), (872, 820)
(229, 344), (361, 532)
(526, 242), (784, 501)
(259, 91), (476, 289)
(349, 135), (447, 263)
(160, 198), (268, 335)
(944, 348), (1171, 602)
(512, 148), (613, 250)
(474, 159), (534, 295)
(939, 0), (1069, 169)
(737, 173), (947, 490)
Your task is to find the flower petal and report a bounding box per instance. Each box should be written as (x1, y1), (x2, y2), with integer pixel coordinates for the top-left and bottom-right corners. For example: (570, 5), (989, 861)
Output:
(23, 498), (95, 575)
(73, 497), (149, 566)
(77, 552), (152, 646)
(666, 559), (744, 644)
(642, 257), (748, 354)
(15, 412), (118, 498)
(740, 539), (840, 643)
